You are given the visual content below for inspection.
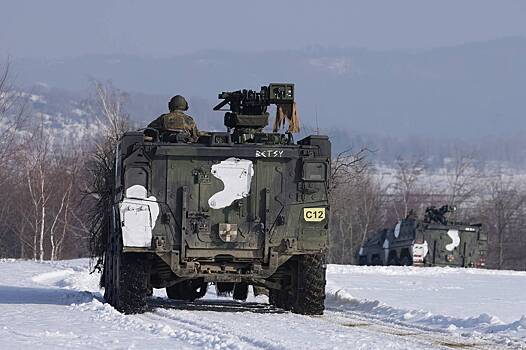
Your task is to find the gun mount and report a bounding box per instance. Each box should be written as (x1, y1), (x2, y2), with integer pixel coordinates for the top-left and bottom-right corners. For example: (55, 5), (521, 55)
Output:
(213, 83), (294, 136)
(424, 205), (457, 225)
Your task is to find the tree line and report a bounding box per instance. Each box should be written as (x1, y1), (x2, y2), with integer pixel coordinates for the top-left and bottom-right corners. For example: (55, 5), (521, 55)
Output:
(0, 61), (524, 270)
(328, 151), (526, 270)
(0, 61), (129, 261)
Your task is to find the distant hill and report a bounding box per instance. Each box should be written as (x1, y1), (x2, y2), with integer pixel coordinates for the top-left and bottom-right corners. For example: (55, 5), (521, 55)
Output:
(17, 83), (526, 170)
(9, 37), (526, 139)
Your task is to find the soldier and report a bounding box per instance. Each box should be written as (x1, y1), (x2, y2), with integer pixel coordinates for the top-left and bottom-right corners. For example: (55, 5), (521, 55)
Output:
(148, 95), (199, 142)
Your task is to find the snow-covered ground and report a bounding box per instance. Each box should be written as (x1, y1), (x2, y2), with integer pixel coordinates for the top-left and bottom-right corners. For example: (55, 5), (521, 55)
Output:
(0, 259), (524, 349)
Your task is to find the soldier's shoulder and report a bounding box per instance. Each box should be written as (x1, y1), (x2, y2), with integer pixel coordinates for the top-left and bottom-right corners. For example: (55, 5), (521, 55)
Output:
(179, 112), (196, 122)
(165, 111), (188, 117)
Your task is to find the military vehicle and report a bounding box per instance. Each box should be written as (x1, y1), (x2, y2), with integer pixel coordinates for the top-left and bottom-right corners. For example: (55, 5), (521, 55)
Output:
(358, 205), (487, 268)
(102, 83), (330, 315)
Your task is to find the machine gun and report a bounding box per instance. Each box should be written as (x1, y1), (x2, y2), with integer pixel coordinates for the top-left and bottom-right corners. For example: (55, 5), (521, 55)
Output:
(424, 204), (457, 225)
(213, 83), (294, 132)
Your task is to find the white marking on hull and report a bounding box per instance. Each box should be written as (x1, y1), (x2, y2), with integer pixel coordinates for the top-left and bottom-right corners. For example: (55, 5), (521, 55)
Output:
(394, 221), (401, 238)
(208, 158), (254, 209)
(446, 229), (460, 251)
(120, 185), (159, 248)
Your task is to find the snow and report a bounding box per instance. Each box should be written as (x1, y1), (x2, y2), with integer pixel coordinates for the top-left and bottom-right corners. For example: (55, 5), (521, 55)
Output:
(327, 265), (526, 325)
(0, 259), (524, 349)
(29, 94), (47, 104)
(71, 108), (87, 117)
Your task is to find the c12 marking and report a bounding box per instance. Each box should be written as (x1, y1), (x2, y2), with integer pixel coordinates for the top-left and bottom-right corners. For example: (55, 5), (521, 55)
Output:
(255, 150), (284, 158)
(303, 208), (326, 222)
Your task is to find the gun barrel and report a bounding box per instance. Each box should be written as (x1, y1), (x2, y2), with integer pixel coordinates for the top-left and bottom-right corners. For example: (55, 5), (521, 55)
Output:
(213, 99), (230, 111)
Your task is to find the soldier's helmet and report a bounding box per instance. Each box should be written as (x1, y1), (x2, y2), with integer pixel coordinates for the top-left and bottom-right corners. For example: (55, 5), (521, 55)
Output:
(168, 95), (189, 112)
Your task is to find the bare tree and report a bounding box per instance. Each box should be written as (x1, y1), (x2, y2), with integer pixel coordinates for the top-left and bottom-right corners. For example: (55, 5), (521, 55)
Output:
(0, 59), (26, 167)
(478, 174), (526, 269)
(48, 150), (83, 260)
(390, 157), (425, 219)
(329, 147), (371, 193)
(18, 115), (54, 261)
(84, 80), (131, 268)
(444, 150), (480, 216)
(328, 146), (387, 264)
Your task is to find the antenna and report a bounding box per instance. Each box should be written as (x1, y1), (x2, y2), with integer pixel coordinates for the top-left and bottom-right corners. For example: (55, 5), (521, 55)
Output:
(315, 104), (319, 135)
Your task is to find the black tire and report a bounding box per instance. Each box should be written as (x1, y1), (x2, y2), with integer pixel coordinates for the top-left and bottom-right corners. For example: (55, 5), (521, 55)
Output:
(371, 255), (382, 266)
(166, 283), (185, 300)
(166, 279), (208, 301)
(269, 288), (289, 310)
(291, 254), (326, 315)
(233, 283), (249, 301)
(103, 215), (151, 314)
(387, 252), (399, 266)
(215, 282), (235, 296)
(400, 255), (413, 266)
(105, 252), (151, 314)
(358, 256), (368, 266)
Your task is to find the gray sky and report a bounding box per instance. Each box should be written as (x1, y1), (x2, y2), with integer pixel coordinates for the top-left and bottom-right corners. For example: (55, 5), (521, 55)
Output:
(1, 0), (526, 58)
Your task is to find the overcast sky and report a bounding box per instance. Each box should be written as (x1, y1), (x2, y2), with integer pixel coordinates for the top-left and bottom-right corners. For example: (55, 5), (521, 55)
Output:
(1, 0), (525, 58)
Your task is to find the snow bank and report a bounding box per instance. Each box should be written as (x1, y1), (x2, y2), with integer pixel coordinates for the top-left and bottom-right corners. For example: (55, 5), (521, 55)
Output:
(327, 264), (526, 277)
(326, 264), (526, 345)
(326, 287), (519, 333)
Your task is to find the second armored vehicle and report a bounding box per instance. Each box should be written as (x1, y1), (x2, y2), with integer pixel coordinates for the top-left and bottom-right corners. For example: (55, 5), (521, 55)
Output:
(358, 205), (487, 268)
(102, 83), (330, 315)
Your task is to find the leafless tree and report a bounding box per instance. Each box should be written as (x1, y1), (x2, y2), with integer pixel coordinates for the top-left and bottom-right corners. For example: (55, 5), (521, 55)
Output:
(84, 80), (131, 268)
(390, 157), (425, 219)
(0, 59), (26, 167)
(329, 147), (371, 193)
(477, 174), (526, 269)
(17, 115), (54, 261)
(328, 149), (387, 264)
(48, 150), (83, 260)
(444, 150), (480, 220)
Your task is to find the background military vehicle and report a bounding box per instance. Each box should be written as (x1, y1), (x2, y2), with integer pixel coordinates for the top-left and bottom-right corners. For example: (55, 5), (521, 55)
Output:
(358, 205), (487, 268)
(102, 83), (330, 315)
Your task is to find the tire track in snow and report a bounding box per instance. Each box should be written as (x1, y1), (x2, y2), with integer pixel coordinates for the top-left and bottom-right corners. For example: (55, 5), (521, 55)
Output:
(144, 301), (444, 350)
(33, 264), (524, 350)
(142, 308), (288, 350)
(322, 308), (519, 350)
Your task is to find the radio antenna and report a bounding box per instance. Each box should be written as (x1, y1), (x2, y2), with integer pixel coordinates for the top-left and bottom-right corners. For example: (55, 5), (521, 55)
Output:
(315, 104), (319, 135)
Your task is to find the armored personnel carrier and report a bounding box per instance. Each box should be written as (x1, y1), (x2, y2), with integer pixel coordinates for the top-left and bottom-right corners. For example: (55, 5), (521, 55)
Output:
(358, 205), (487, 268)
(102, 83), (330, 315)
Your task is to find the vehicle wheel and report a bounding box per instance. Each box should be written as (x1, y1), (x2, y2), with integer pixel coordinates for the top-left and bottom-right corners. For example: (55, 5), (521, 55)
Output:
(371, 255), (382, 266)
(233, 282), (249, 301)
(166, 283), (185, 300)
(105, 252), (151, 314)
(269, 288), (289, 310)
(215, 282), (235, 296)
(103, 220), (151, 314)
(192, 279), (208, 299)
(290, 254), (326, 315)
(167, 279), (208, 301)
(387, 253), (399, 266)
(400, 255), (413, 266)
(358, 256), (368, 266)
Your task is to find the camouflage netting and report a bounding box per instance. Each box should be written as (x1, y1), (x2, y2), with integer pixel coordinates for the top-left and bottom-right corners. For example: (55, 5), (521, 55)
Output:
(273, 102), (300, 133)
(84, 79), (131, 277)
(86, 142), (116, 274)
